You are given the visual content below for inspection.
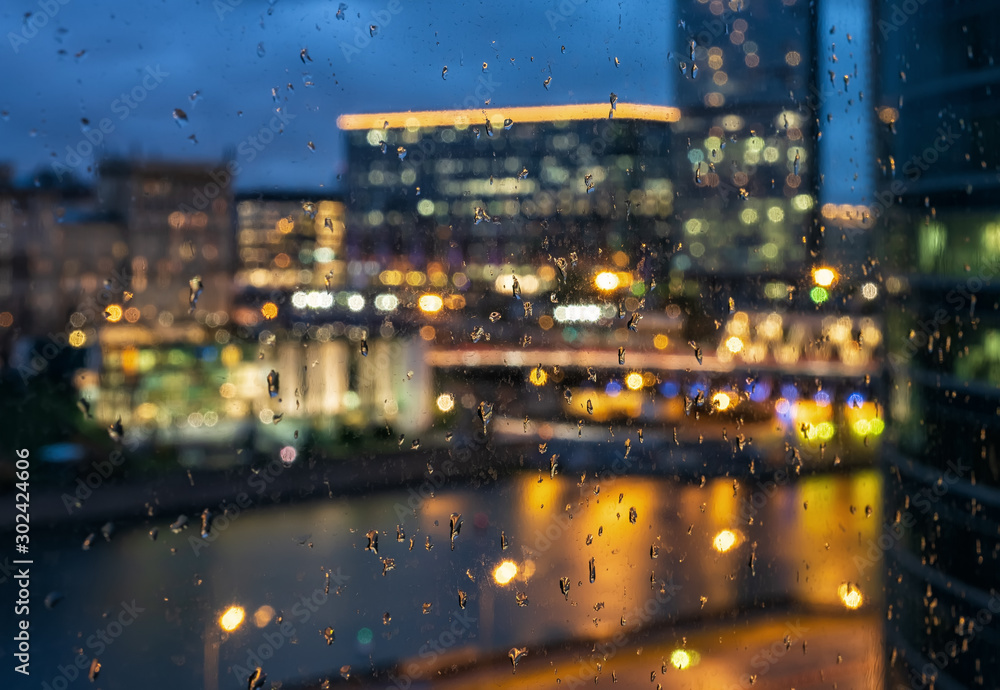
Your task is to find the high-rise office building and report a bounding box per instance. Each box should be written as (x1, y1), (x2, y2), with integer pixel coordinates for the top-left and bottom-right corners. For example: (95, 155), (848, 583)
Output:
(234, 193), (346, 295)
(878, 2), (1000, 687)
(340, 103), (680, 276)
(97, 159), (236, 320)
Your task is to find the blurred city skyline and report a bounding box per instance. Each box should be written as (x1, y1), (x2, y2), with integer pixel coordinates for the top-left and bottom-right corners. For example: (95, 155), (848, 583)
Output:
(1, 0), (673, 191)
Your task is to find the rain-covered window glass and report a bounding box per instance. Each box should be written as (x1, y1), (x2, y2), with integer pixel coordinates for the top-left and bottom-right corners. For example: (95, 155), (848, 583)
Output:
(1, 1), (998, 689)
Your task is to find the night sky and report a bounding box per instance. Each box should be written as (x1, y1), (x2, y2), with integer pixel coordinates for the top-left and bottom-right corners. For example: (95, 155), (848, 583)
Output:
(1, 0), (673, 192)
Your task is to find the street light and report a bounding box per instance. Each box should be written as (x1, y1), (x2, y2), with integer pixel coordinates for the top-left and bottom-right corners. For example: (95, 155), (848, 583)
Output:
(812, 266), (837, 287)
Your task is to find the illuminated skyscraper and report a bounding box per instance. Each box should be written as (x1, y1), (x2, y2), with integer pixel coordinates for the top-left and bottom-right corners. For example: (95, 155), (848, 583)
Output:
(97, 159), (236, 320)
(878, 1), (1000, 687)
(340, 103), (680, 276)
(234, 194), (346, 293)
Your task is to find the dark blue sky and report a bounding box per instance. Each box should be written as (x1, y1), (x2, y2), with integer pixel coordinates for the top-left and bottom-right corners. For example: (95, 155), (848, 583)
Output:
(1, 0), (673, 192)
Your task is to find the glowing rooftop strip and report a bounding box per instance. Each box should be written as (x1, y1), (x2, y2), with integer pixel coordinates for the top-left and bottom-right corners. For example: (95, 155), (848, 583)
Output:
(337, 103), (681, 130)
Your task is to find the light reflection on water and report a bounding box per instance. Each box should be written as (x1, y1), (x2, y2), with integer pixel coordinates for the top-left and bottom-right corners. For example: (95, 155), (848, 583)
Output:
(24, 467), (882, 688)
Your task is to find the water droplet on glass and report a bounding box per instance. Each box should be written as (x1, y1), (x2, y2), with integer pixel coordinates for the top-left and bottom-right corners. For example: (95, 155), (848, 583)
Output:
(369, 24), (378, 37)
(500, 530), (509, 550)
(383, 612), (391, 625)
(381, 557), (395, 576)
(627, 312), (640, 332)
(361, 339), (369, 356)
(188, 275), (203, 312)
(200, 509), (212, 539)
(629, 507), (637, 524)
(365, 530), (378, 554)
(618, 347), (626, 365)
(485, 118), (493, 137)
(543, 76), (552, 90)
(471, 326), (485, 343)
(589, 557), (596, 583)
(489, 311), (501, 323)
(587, 399), (594, 415)
(267, 370), (280, 397)
(509, 647), (528, 672)
(323, 627), (335, 645)
(478, 401), (494, 430)
(560, 577), (571, 600)
(108, 417), (124, 442)
(82, 532), (96, 550)
(248, 666), (267, 689)
(422, 602), (432, 614)
(170, 515), (188, 533)
(397, 146), (406, 160)
(441, 65), (448, 80)
(257, 42), (266, 57)
(450, 513), (462, 550)
(172, 108), (188, 126)
(688, 341), (703, 365)
(88, 659), (101, 682)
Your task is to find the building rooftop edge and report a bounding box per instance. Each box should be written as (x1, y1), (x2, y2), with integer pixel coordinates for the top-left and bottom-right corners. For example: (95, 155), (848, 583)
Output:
(337, 103), (681, 130)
